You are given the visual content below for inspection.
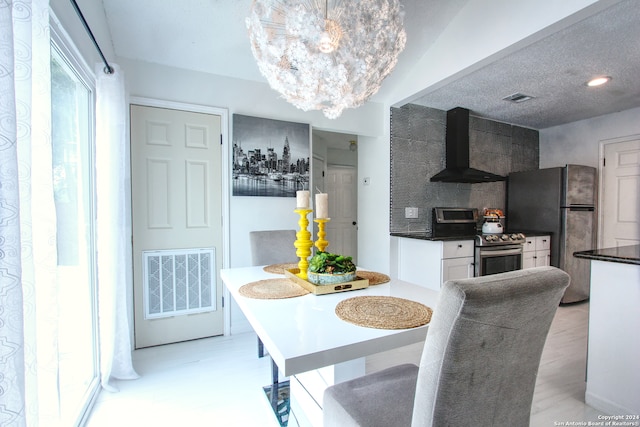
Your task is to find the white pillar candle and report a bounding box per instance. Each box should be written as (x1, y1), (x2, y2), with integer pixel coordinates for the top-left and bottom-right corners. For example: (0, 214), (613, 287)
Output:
(296, 190), (310, 209)
(316, 193), (328, 218)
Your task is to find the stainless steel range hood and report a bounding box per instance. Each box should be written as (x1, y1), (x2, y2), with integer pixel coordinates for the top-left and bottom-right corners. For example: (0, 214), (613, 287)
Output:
(430, 107), (505, 183)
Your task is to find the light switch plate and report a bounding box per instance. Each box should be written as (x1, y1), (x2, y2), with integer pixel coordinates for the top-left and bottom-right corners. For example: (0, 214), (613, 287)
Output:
(405, 207), (419, 218)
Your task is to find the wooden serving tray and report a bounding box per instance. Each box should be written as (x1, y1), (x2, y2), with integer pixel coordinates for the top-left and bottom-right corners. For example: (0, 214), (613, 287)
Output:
(284, 269), (369, 295)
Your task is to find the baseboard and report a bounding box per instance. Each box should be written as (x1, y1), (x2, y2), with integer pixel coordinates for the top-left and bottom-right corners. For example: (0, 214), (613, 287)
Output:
(585, 391), (637, 416)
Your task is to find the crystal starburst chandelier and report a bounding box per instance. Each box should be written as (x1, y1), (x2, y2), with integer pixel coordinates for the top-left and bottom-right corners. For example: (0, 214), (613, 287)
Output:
(246, 0), (407, 119)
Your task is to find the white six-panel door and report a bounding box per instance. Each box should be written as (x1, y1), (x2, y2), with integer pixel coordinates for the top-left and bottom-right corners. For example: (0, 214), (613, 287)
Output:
(325, 166), (357, 262)
(131, 104), (223, 348)
(601, 138), (640, 248)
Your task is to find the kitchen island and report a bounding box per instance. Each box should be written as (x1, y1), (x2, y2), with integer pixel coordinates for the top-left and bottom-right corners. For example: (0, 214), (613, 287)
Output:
(573, 245), (640, 416)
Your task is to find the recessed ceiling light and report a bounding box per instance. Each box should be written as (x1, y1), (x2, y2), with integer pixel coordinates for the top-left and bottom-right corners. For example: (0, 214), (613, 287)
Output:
(586, 76), (612, 87)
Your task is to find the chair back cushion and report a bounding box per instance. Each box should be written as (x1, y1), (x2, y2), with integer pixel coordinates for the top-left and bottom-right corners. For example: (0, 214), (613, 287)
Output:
(412, 266), (570, 427)
(249, 229), (297, 266)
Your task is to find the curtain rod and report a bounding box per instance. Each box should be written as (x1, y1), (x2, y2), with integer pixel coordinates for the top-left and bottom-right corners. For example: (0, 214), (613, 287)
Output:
(69, 0), (113, 74)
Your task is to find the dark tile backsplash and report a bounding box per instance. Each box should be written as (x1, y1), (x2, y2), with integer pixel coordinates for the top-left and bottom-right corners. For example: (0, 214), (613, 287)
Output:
(390, 104), (539, 233)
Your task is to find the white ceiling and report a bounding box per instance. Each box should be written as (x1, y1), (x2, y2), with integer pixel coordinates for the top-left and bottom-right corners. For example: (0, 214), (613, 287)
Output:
(101, 0), (640, 130)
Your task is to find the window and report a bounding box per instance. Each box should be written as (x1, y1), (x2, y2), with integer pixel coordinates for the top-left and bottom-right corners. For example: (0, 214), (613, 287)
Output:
(51, 35), (100, 426)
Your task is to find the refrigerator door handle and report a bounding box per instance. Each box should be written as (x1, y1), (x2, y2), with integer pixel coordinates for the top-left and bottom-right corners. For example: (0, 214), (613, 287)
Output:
(562, 205), (595, 212)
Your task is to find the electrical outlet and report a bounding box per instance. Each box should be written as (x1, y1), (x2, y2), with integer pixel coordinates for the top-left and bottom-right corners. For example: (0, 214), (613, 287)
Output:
(405, 207), (419, 219)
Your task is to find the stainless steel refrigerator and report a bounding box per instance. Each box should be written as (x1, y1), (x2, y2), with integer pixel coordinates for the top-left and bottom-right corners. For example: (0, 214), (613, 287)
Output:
(507, 165), (597, 303)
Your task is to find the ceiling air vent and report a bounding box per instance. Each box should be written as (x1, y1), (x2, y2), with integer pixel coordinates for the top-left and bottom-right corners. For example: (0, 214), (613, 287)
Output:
(503, 92), (535, 103)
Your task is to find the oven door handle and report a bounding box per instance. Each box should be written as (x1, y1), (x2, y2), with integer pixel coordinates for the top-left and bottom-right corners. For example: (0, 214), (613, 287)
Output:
(479, 248), (523, 257)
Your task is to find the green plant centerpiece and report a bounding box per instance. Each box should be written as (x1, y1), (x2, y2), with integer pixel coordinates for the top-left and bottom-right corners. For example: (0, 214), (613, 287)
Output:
(307, 251), (357, 285)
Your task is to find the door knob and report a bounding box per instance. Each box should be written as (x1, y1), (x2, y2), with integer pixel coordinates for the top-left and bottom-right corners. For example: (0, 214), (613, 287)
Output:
(352, 221), (357, 225)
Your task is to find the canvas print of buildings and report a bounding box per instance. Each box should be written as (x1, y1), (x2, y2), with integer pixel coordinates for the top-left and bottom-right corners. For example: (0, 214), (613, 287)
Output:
(232, 114), (310, 197)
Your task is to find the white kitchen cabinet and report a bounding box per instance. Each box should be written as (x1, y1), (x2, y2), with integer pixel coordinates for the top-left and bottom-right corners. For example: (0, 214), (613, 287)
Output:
(442, 256), (475, 283)
(441, 241), (475, 283)
(391, 237), (474, 291)
(523, 235), (551, 269)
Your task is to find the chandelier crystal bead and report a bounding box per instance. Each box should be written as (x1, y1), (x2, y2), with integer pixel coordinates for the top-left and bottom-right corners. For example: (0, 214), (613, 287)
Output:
(246, 0), (407, 119)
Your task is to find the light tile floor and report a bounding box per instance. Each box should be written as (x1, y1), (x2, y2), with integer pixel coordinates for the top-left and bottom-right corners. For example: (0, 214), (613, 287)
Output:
(86, 301), (603, 427)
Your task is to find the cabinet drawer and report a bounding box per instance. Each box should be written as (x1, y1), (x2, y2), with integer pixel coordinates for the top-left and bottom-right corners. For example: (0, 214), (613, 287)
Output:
(524, 237), (536, 252)
(536, 236), (551, 251)
(524, 235), (551, 251)
(442, 240), (474, 258)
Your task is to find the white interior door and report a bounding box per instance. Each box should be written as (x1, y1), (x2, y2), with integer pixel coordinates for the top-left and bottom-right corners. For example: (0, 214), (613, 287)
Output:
(601, 137), (640, 248)
(325, 166), (357, 261)
(131, 104), (223, 348)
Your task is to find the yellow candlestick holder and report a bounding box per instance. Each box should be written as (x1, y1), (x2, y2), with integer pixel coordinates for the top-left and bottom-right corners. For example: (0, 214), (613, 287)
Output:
(314, 218), (330, 253)
(294, 209), (313, 280)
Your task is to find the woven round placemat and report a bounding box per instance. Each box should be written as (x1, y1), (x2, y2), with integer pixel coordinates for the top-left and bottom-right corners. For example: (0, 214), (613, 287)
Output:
(355, 271), (390, 286)
(263, 263), (300, 275)
(239, 278), (309, 299)
(335, 296), (432, 329)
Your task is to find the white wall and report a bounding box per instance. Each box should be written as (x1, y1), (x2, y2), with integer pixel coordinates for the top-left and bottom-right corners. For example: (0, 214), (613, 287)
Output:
(539, 106), (640, 168)
(117, 58), (386, 267)
(357, 115), (393, 273)
(49, 0), (394, 335)
(117, 58), (390, 332)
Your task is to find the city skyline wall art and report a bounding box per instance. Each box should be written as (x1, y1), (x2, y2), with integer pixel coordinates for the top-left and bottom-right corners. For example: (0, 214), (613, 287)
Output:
(232, 114), (310, 197)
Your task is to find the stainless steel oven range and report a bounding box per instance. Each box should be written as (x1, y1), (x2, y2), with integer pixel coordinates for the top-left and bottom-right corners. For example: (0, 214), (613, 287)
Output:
(475, 233), (526, 276)
(432, 207), (526, 277)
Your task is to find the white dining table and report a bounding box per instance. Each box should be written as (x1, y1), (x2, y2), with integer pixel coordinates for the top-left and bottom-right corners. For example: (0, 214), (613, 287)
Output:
(221, 265), (440, 426)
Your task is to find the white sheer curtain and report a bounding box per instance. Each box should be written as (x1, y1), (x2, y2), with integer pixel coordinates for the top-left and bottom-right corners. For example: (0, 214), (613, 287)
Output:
(95, 63), (139, 391)
(0, 2), (138, 424)
(0, 2), (26, 423)
(0, 0), (60, 426)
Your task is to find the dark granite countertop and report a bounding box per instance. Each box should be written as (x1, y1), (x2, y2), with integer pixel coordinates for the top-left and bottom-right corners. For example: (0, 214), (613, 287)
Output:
(390, 232), (476, 242)
(574, 245), (640, 266)
(508, 230), (554, 237)
(390, 230), (553, 242)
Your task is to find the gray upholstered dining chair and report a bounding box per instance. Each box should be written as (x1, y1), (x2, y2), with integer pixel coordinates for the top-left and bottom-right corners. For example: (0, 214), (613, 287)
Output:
(323, 266), (570, 427)
(249, 229), (298, 266)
